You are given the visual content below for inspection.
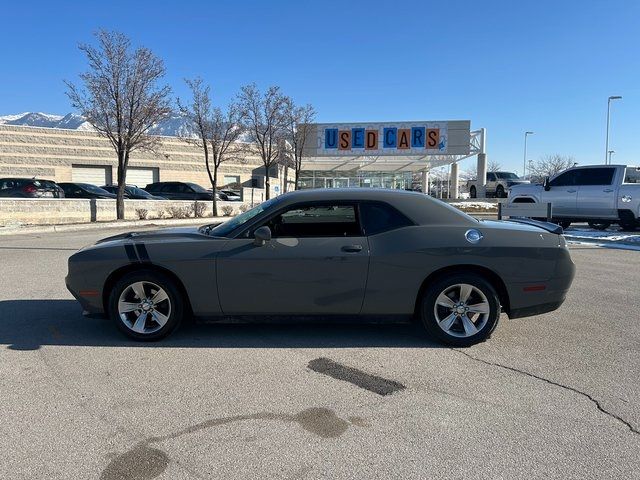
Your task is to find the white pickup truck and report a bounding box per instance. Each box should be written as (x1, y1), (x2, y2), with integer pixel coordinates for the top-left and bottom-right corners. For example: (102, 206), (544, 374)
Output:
(508, 164), (640, 230)
(467, 171), (529, 198)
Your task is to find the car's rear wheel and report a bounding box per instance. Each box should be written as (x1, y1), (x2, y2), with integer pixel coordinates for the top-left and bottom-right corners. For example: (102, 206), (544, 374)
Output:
(469, 186), (477, 198)
(496, 185), (506, 198)
(108, 270), (183, 341)
(419, 274), (500, 346)
(619, 220), (638, 231)
(588, 221), (611, 230)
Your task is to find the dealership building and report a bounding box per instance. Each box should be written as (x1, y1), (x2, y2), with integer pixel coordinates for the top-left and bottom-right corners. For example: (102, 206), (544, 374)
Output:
(0, 120), (489, 198)
(0, 124), (284, 200)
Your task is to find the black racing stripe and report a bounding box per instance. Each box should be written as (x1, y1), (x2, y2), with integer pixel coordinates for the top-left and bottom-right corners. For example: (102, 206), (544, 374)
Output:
(124, 244), (138, 263)
(135, 243), (151, 263)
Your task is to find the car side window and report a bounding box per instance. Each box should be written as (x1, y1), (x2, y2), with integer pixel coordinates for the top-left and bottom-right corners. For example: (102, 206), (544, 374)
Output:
(624, 167), (640, 184)
(261, 204), (361, 238)
(549, 170), (579, 187)
(487, 173), (496, 181)
(360, 202), (414, 236)
(575, 168), (615, 186)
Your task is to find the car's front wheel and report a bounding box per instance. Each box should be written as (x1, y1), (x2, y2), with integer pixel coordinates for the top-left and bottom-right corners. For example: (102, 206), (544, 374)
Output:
(588, 221), (611, 230)
(419, 274), (500, 346)
(108, 270), (184, 341)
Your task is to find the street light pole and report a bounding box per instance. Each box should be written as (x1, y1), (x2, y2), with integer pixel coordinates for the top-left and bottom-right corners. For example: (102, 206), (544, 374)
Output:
(605, 96), (622, 165)
(608, 150), (615, 164)
(523, 131), (534, 178)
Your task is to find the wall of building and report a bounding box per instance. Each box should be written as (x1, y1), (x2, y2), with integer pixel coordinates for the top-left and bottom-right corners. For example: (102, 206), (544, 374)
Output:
(0, 124), (290, 197)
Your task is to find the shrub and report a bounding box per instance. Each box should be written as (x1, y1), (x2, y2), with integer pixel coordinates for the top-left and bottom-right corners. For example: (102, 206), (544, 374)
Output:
(192, 201), (207, 218)
(238, 203), (250, 213)
(156, 209), (166, 219)
(221, 205), (234, 217)
(167, 206), (188, 219)
(134, 208), (148, 220)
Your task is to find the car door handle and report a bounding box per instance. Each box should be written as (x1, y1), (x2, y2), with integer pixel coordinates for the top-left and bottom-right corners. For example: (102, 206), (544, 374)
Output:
(603, 188), (614, 192)
(341, 245), (363, 253)
(567, 189), (577, 193)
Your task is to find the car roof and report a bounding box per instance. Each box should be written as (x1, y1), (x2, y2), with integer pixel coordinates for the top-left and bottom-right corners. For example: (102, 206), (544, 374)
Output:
(273, 188), (475, 226)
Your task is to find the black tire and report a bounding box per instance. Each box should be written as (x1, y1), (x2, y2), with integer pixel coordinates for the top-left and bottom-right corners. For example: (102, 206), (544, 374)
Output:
(419, 273), (501, 347)
(588, 221), (611, 231)
(555, 220), (571, 229)
(470, 186), (477, 199)
(108, 270), (184, 341)
(496, 185), (506, 198)
(619, 221), (638, 232)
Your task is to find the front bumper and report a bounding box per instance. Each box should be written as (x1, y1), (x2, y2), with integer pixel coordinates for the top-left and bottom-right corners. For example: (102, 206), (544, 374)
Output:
(65, 273), (105, 316)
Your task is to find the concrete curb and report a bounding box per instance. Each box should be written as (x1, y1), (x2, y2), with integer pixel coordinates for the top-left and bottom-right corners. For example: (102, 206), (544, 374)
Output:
(0, 217), (229, 236)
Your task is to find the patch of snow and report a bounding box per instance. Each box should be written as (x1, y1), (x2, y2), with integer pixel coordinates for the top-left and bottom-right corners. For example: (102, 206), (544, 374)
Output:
(0, 112), (30, 123)
(449, 201), (497, 210)
(564, 227), (640, 243)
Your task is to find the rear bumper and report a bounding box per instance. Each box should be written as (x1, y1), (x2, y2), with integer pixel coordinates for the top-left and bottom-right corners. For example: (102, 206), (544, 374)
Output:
(506, 249), (575, 319)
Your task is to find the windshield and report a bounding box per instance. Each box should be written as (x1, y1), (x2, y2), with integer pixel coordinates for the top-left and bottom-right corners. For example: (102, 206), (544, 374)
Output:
(496, 172), (519, 180)
(127, 186), (153, 197)
(79, 183), (112, 194)
(207, 197), (280, 237)
(187, 182), (208, 193)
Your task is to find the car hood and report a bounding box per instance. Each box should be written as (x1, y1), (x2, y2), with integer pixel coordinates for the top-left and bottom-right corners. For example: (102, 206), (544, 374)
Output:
(95, 225), (221, 245)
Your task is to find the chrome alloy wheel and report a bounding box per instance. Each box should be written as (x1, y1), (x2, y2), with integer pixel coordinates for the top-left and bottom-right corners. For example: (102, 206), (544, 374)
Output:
(433, 283), (491, 338)
(117, 281), (171, 335)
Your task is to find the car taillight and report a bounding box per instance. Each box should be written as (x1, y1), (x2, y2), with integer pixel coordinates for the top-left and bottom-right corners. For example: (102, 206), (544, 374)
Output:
(23, 184), (37, 194)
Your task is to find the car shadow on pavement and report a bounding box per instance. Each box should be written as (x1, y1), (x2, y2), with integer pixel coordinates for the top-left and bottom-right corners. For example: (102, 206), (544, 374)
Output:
(0, 299), (444, 350)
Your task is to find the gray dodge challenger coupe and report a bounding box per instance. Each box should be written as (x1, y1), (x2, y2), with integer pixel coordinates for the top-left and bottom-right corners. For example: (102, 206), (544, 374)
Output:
(66, 189), (575, 346)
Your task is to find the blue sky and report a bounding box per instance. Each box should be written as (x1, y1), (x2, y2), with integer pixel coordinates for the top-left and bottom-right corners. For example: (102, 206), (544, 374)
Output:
(1, 0), (637, 174)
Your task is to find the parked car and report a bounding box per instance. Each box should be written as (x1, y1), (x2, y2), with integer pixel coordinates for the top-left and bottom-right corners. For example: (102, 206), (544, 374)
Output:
(0, 178), (64, 198)
(144, 181), (212, 200)
(468, 171), (530, 198)
(101, 185), (167, 200)
(508, 164), (640, 230)
(58, 183), (117, 199)
(66, 188), (575, 346)
(220, 190), (242, 201)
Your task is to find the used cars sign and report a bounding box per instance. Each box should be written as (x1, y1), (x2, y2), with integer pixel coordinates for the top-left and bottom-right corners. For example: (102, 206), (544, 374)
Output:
(302, 120), (471, 157)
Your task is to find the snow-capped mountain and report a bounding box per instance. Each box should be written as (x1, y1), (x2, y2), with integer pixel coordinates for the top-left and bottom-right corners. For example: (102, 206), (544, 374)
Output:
(0, 112), (195, 137)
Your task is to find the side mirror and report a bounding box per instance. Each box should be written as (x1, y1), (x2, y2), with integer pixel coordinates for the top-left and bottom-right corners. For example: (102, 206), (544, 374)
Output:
(543, 177), (551, 191)
(253, 226), (272, 246)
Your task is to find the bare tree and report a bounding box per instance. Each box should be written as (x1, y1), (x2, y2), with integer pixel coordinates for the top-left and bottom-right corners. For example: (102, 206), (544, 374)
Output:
(66, 30), (171, 219)
(527, 154), (576, 183)
(460, 166), (477, 182)
(179, 78), (245, 216)
(282, 98), (316, 191)
(238, 84), (287, 200)
(487, 160), (502, 172)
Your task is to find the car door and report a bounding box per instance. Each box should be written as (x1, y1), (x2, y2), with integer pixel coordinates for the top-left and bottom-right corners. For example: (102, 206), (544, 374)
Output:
(541, 169), (580, 216)
(216, 202), (370, 315)
(486, 172), (496, 192)
(575, 167), (617, 218)
(160, 183), (179, 200)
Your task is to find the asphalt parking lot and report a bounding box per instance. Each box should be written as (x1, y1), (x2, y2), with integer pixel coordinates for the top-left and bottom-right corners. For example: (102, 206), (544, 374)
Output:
(1, 228), (639, 479)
